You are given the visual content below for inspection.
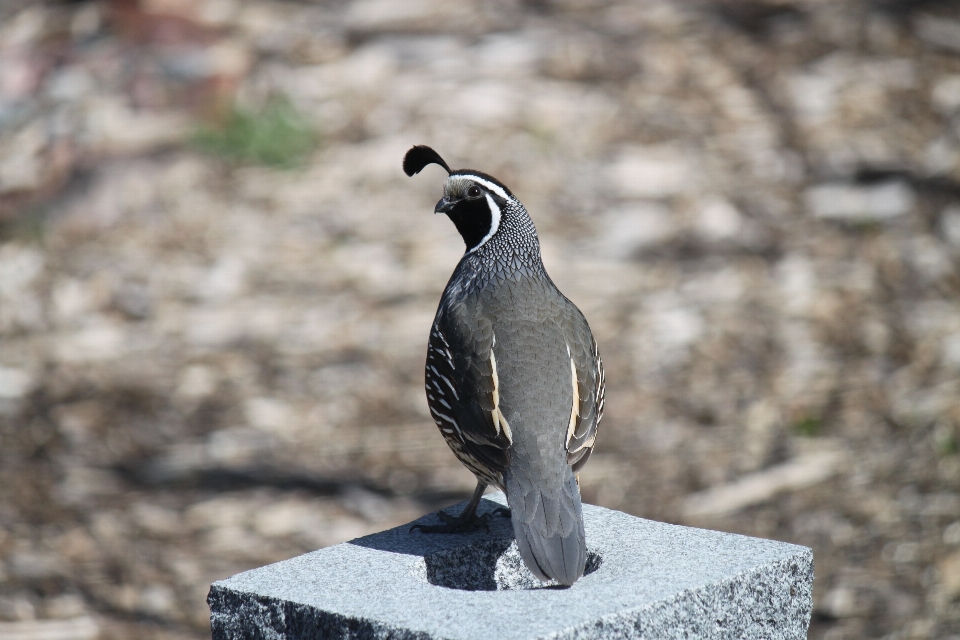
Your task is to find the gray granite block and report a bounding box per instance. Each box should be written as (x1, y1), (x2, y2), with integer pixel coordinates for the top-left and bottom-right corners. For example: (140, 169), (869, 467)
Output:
(208, 492), (813, 640)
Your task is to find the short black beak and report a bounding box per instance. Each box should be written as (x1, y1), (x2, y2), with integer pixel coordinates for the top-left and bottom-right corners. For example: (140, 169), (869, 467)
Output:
(435, 197), (456, 215)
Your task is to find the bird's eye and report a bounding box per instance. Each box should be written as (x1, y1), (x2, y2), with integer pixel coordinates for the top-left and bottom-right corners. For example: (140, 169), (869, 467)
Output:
(467, 185), (482, 198)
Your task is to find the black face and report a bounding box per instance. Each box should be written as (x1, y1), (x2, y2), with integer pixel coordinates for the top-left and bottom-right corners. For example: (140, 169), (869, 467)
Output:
(437, 188), (493, 251)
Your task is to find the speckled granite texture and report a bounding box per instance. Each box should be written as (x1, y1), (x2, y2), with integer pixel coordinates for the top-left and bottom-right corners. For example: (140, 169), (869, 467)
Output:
(208, 493), (813, 639)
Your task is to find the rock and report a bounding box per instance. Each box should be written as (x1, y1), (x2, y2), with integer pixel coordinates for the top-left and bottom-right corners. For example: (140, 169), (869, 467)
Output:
(139, 0), (240, 27)
(252, 498), (323, 539)
(174, 364), (218, 400)
(0, 366), (32, 399)
(250, 498), (373, 547)
(131, 503), (182, 536)
(785, 71), (837, 125)
(543, 31), (617, 81)
(693, 197), (743, 242)
(679, 268), (745, 304)
(939, 551), (960, 601)
(343, 0), (485, 34)
(683, 449), (846, 518)
(83, 97), (190, 155)
(647, 298), (704, 350)
(0, 122), (46, 194)
(609, 145), (695, 199)
(0, 595), (35, 622)
(891, 542), (920, 564)
(70, 3), (102, 40)
(113, 281), (152, 319)
(940, 205), (960, 247)
(209, 493), (814, 640)
(924, 136), (959, 176)
(920, 492), (960, 518)
(475, 33), (544, 79)
(57, 467), (122, 505)
(915, 14), (960, 53)
(54, 321), (126, 363)
(196, 257), (246, 302)
(451, 81), (519, 127)
(244, 397), (295, 437)
(0, 7), (46, 49)
(183, 307), (243, 347)
(906, 235), (953, 282)
(338, 485), (394, 523)
(817, 586), (858, 619)
(42, 594), (87, 620)
(0, 618), (99, 640)
(932, 75), (960, 114)
(0, 50), (42, 105)
(137, 584), (175, 616)
(944, 521), (960, 545)
(591, 203), (675, 258)
(186, 495), (255, 531)
(146, 427), (277, 482)
(45, 67), (95, 103)
(160, 40), (251, 81)
(196, 0), (241, 27)
(8, 552), (59, 580)
(792, 511), (856, 546)
(741, 400), (784, 473)
(804, 181), (915, 222)
(525, 84), (618, 149)
(51, 279), (91, 325)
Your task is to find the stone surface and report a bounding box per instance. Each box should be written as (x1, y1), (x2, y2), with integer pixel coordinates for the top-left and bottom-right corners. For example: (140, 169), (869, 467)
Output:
(208, 493), (813, 640)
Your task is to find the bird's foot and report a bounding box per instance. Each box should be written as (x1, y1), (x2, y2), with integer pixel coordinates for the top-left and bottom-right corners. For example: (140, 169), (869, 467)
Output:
(491, 507), (511, 518)
(411, 508), (492, 534)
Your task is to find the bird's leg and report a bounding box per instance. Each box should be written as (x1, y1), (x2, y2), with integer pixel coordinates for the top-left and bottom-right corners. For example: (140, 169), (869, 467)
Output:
(411, 482), (492, 533)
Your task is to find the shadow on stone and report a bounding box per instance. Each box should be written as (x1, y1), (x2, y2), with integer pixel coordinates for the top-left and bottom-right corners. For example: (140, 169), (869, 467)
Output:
(348, 497), (601, 591)
(348, 497), (507, 557)
(419, 538), (602, 591)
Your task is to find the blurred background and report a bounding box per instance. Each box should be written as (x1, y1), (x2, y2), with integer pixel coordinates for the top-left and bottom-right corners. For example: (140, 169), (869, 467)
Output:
(1, 0), (959, 638)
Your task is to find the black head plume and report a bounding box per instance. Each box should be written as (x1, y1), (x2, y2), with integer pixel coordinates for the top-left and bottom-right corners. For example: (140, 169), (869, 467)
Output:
(403, 145), (452, 177)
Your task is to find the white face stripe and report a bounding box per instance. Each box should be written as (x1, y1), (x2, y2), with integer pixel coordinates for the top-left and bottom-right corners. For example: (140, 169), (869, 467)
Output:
(467, 193), (501, 253)
(457, 174), (512, 201)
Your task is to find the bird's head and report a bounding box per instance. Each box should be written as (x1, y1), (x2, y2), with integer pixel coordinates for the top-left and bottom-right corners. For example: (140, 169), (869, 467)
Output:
(403, 145), (519, 254)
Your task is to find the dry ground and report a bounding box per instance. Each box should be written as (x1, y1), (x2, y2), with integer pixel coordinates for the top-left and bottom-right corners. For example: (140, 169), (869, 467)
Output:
(1, 1), (960, 638)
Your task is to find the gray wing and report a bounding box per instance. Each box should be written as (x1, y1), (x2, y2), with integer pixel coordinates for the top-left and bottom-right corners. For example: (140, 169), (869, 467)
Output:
(425, 310), (510, 483)
(559, 305), (603, 473)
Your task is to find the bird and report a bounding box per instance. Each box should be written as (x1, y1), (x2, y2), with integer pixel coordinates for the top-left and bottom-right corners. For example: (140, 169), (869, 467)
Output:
(403, 145), (604, 586)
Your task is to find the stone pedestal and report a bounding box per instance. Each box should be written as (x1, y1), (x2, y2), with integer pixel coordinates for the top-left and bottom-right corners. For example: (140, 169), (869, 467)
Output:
(208, 492), (813, 639)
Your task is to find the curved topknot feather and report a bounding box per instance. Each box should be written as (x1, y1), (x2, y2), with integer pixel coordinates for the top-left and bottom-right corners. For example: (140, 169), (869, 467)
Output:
(404, 145), (452, 177)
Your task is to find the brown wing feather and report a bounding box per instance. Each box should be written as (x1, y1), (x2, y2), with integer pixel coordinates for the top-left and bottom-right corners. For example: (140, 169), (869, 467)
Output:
(425, 317), (509, 488)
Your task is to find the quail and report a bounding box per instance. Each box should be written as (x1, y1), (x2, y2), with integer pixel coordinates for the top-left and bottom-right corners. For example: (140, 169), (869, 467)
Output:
(404, 145), (604, 586)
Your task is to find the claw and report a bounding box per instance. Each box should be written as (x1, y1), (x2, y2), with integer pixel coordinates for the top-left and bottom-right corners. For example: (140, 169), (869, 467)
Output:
(491, 507), (511, 518)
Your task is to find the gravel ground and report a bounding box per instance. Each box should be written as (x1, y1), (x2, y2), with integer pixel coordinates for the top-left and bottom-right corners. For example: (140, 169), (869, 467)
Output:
(1, 1), (960, 638)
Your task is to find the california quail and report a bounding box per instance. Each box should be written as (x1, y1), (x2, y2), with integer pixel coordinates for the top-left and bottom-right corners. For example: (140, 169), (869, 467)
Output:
(404, 145), (604, 586)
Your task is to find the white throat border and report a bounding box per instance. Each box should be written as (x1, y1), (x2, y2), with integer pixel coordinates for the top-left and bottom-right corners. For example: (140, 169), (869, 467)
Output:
(468, 192), (502, 254)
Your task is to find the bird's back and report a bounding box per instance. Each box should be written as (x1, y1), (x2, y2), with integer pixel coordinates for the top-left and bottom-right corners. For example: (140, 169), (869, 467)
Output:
(454, 275), (589, 585)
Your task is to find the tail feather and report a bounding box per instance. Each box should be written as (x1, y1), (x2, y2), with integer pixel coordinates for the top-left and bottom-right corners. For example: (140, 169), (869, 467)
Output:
(506, 471), (586, 586)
